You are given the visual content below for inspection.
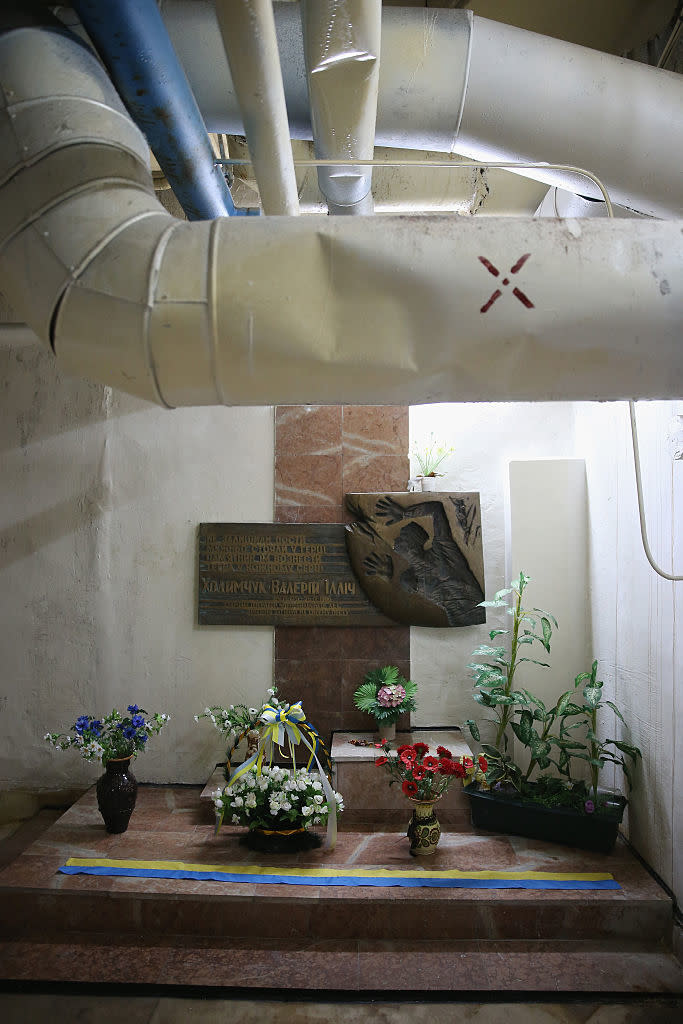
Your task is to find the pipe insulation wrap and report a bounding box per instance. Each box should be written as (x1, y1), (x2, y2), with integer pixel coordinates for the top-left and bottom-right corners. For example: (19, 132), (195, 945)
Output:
(0, 24), (682, 407)
(301, 0), (381, 214)
(160, 0), (683, 219)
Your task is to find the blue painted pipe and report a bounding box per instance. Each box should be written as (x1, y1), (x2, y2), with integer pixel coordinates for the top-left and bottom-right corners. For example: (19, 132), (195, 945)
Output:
(72, 0), (250, 219)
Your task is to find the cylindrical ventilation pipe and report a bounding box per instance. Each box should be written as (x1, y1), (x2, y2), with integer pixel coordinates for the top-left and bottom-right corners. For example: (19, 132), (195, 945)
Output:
(0, 20), (682, 410)
(300, 0), (381, 216)
(72, 0), (238, 221)
(159, 1), (683, 219)
(534, 188), (644, 219)
(215, 0), (299, 216)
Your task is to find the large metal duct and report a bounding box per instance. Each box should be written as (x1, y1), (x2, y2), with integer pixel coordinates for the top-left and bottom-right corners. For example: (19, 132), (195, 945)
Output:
(160, 0), (683, 219)
(0, 21), (681, 407)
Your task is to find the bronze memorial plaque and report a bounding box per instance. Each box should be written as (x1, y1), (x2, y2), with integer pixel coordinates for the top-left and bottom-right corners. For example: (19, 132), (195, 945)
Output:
(198, 495), (485, 627)
(198, 523), (393, 626)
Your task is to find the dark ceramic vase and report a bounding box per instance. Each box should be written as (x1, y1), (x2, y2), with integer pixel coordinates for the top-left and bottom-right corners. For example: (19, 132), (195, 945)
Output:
(96, 756), (138, 833)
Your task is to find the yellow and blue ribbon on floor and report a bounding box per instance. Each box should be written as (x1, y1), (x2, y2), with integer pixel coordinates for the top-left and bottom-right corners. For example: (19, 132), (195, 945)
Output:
(59, 858), (620, 889)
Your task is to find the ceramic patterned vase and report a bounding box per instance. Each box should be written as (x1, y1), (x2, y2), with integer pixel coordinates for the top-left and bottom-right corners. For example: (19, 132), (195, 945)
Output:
(96, 756), (138, 834)
(407, 797), (442, 856)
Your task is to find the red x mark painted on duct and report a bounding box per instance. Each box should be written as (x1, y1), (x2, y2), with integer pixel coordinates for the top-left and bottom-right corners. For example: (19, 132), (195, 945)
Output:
(478, 253), (534, 313)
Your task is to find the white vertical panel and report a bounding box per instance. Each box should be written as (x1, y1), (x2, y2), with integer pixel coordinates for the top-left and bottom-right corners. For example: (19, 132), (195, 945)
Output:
(508, 459), (590, 713)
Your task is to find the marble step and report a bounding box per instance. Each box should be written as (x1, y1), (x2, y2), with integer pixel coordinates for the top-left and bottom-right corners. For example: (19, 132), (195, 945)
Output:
(1, 938), (682, 993)
(0, 787), (675, 955)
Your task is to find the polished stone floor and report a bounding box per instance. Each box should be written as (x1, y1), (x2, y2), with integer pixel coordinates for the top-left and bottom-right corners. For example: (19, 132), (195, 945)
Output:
(1, 787), (682, 1007)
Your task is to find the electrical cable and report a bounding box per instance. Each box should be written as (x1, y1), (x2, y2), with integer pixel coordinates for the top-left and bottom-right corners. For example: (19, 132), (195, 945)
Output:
(628, 402), (683, 582)
(215, 157), (615, 215)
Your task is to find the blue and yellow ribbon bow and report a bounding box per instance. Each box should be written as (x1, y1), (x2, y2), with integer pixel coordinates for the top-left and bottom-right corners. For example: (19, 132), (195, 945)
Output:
(217, 701), (337, 850)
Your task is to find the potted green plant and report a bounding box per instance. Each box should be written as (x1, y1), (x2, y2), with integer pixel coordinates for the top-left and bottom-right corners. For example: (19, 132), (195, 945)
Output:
(353, 665), (418, 741)
(462, 573), (641, 852)
(410, 433), (454, 491)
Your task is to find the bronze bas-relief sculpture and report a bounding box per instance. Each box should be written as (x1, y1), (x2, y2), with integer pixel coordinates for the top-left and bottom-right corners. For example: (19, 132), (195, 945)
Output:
(345, 492), (485, 628)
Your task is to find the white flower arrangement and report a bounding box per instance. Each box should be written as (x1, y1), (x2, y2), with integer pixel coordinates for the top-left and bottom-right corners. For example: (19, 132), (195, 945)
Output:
(213, 764), (344, 833)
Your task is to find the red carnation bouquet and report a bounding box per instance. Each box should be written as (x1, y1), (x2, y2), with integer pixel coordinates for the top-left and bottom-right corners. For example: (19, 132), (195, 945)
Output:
(375, 742), (489, 801)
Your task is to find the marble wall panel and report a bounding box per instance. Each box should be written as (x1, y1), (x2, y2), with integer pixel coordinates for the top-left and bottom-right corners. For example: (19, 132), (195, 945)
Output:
(274, 405), (410, 748)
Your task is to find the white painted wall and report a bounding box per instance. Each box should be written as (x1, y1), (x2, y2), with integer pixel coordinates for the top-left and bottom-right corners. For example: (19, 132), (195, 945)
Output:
(574, 400), (682, 903)
(0, 345), (274, 790)
(409, 402), (579, 728)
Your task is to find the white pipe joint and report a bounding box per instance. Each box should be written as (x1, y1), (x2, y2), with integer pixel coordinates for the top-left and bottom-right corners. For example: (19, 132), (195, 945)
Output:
(301, 0), (381, 214)
(215, 0), (299, 216)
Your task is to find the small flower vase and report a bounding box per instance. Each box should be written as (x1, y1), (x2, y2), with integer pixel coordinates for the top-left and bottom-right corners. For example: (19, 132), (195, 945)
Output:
(96, 756), (138, 834)
(420, 476), (439, 492)
(407, 797), (441, 856)
(377, 720), (396, 742)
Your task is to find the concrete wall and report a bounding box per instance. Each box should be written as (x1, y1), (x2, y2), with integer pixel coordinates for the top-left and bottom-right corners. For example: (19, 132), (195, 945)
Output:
(0, 344), (274, 793)
(574, 400), (682, 903)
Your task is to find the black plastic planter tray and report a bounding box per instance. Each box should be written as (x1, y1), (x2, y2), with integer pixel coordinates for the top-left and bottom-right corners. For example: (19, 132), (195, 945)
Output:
(467, 787), (624, 853)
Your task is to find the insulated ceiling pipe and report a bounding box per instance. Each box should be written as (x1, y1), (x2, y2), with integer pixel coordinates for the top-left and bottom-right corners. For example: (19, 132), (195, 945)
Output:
(72, 0), (238, 221)
(0, 21), (681, 408)
(534, 188), (644, 219)
(214, 0), (299, 216)
(300, 0), (381, 216)
(159, 1), (683, 220)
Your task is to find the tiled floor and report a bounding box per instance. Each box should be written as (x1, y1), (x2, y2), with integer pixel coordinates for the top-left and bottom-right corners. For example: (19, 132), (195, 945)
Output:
(1, 994), (683, 1024)
(0, 785), (681, 1011)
